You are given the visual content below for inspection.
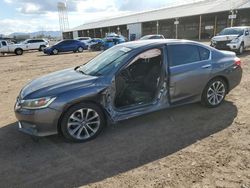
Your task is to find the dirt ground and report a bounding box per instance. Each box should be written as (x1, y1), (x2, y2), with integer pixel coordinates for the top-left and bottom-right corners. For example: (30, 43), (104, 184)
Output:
(0, 49), (249, 188)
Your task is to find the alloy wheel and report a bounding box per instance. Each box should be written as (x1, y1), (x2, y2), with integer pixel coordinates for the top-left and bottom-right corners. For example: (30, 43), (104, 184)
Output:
(207, 81), (226, 106)
(78, 47), (83, 52)
(53, 49), (58, 55)
(67, 108), (100, 140)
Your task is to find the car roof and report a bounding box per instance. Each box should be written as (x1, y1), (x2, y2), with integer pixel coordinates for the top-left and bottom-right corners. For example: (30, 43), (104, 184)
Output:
(226, 26), (250, 29)
(119, 39), (205, 49)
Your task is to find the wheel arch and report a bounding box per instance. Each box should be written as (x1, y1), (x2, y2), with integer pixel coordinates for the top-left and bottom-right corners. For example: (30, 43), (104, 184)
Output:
(207, 75), (229, 93)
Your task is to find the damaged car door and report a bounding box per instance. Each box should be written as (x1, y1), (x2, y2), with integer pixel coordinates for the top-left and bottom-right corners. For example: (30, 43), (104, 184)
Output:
(106, 47), (169, 122)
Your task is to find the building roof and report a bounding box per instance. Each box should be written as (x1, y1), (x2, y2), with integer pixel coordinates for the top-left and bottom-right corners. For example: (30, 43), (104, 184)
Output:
(67, 0), (250, 32)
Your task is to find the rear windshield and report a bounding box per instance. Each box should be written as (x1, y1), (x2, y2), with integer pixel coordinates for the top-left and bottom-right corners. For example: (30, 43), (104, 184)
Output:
(219, 28), (244, 36)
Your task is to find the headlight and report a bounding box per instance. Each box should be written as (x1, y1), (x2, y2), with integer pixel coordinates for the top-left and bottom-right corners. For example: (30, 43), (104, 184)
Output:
(231, 38), (239, 43)
(20, 97), (56, 109)
(211, 40), (217, 45)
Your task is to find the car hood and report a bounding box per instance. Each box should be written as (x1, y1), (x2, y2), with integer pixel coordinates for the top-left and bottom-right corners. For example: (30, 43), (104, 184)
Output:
(20, 68), (98, 99)
(212, 35), (239, 41)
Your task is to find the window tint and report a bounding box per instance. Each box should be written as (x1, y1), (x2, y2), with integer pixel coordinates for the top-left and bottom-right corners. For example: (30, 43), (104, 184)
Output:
(168, 44), (200, 66)
(2, 41), (7, 46)
(199, 47), (210, 60)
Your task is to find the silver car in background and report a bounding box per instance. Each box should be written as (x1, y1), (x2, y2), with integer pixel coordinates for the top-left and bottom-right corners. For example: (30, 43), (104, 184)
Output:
(211, 26), (250, 54)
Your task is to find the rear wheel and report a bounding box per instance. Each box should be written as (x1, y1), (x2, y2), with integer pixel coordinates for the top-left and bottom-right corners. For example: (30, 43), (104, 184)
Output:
(78, 46), (84, 52)
(15, 48), (23, 55)
(201, 78), (227, 108)
(60, 103), (106, 142)
(39, 45), (46, 51)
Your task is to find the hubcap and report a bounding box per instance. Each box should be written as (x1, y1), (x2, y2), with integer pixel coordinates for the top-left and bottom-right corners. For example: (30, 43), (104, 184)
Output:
(67, 108), (100, 140)
(78, 47), (83, 52)
(53, 49), (58, 54)
(207, 81), (226, 106)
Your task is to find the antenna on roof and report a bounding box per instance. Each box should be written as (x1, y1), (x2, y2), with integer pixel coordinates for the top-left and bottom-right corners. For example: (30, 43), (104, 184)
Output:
(57, 1), (69, 32)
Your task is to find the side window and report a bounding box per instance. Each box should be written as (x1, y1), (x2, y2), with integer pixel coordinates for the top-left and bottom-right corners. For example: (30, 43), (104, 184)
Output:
(168, 44), (200, 66)
(199, 46), (210, 61)
(27, 40), (32, 43)
(2, 41), (7, 46)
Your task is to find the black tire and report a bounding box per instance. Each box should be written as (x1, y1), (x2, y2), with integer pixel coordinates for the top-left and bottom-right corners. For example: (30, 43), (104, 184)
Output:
(39, 45), (46, 51)
(201, 78), (228, 108)
(60, 103), (106, 143)
(15, 48), (23, 55)
(237, 43), (244, 55)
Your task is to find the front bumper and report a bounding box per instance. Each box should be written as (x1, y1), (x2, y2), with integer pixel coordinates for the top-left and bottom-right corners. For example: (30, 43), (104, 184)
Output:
(227, 43), (241, 51)
(15, 107), (61, 137)
(212, 41), (240, 51)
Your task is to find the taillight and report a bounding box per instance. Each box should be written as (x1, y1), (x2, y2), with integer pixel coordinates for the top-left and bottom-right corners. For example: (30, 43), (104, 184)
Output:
(235, 57), (241, 67)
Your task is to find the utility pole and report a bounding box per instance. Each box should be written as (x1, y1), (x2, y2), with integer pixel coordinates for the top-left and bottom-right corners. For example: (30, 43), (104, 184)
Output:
(174, 18), (179, 39)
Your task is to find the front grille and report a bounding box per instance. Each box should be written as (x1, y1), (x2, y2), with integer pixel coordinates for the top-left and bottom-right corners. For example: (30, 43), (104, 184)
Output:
(216, 40), (231, 50)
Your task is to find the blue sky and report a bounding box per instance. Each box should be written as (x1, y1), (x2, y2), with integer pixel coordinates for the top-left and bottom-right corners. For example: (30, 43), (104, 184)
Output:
(0, 0), (198, 35)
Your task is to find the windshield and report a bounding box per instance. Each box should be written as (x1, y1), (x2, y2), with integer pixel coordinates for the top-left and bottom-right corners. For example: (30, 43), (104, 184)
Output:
(54, 40), (63, 46)
(78, 46), (131, 76)
(219, 28), (244, 36)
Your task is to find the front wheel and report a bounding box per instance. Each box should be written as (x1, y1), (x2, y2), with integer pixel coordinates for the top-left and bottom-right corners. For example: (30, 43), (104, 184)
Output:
(237, 43), (244, 55)
(201, 78), (227, 108)
(52, 49), (58, 55)
(15, 48), (23, 55)
(60, 103), (106, 142)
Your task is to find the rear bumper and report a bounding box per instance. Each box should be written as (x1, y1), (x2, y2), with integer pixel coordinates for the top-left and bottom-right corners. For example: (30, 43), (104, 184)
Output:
(15, 107), (60, 137)
(228, 66), (242, 91)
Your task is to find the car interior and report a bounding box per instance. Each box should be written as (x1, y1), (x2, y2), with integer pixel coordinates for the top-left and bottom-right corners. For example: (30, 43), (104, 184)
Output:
(115, 49), (163, 108)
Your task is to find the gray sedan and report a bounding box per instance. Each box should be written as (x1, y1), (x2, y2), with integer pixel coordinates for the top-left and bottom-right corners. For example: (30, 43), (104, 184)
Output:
(15, 39), (242, 142)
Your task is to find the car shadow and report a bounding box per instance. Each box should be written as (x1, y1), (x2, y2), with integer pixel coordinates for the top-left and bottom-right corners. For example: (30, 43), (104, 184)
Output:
(0, 101), (237, 188)
(37, 51), (88, 57)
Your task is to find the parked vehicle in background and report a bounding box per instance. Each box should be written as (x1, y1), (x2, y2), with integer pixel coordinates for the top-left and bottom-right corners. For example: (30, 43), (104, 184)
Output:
(75, 37), (92, 44)
(0, 39), (49, 55)
(88, 38), (105, 51)
(102, 33), (127, 50)
(140, 34), (165, 40)
(43, 39), (87, 55)
(211, 26), (250, 54)
(15, 40), (242, 142)
(21, 39), (49, 51)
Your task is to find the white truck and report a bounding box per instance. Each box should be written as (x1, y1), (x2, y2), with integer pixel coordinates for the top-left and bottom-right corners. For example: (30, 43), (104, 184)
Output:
(211, 26), (250, 54)
(0, 39), (49, 55)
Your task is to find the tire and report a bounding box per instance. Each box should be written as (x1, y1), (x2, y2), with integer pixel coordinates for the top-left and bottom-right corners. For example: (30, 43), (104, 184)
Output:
(52, 49), (58, 55)
(201, 78), (228, 108)
(100, 46), (104, 51)
(78, 46), (84, 53)
(15, 48), (23, 55)
(60, 103), (106, 142)
(237, 43), (244, 55)
(39, 45), (46, 51)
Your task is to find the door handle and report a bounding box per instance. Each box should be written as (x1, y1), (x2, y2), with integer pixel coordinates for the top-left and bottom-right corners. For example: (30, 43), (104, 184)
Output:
(202, 64), (212, 69)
